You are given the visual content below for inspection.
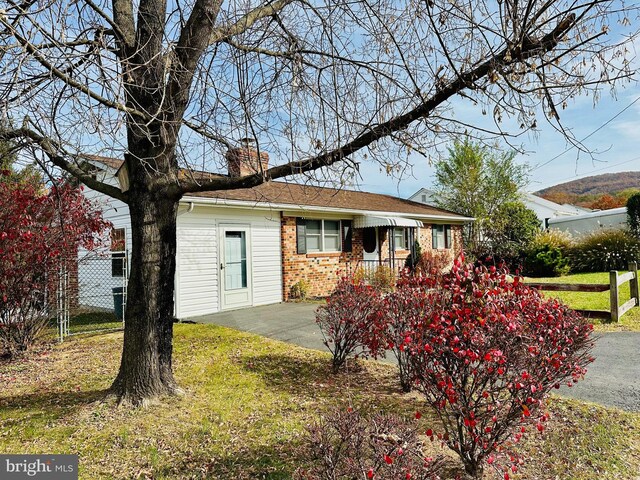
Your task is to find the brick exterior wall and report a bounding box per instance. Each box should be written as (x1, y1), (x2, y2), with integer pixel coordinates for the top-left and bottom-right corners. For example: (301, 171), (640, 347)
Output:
(281, 216), (363, 300)
(417, 224), (464, 265)
(281, 217), (465, 299)
(451, 224), (464, 259)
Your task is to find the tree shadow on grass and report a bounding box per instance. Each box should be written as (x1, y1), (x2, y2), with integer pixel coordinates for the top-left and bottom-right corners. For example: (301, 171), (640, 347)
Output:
(237, 350), (404, 403)
(0, 388), (110, 420)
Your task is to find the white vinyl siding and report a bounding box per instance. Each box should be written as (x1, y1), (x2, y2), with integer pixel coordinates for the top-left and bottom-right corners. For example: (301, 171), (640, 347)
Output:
(176, 215), (218, 318)
(176, 205), (282, 318)
(250, 220), (283, 306)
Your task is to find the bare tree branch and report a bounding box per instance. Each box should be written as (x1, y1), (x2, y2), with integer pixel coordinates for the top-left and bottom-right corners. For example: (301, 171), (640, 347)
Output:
(0, 126), (129, 202)
(180, 12), (581, 194)
(0, 14), (148, 120)
(209, 0), (296, 44)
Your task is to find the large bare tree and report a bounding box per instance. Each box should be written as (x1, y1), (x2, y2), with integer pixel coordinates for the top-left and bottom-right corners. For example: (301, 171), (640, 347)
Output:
(0, 0), (636, 405)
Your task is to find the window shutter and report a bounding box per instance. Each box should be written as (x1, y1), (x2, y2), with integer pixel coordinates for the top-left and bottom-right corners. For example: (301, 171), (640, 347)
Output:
(445, 225), (452, 249)
(432, 225), (437, 249)
(342, 220), (352, 252)
(296, 218), (307, 254)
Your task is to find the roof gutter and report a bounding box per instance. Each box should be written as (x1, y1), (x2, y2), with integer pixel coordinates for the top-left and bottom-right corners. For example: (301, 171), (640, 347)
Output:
(181, 195), (474, 223)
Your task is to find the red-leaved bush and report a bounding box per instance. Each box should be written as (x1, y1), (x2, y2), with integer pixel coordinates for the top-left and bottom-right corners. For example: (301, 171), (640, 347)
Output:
(404, 256), (594, 478)
(294, 408), (442, 480)
(375, 273), (437, 392)
(316, 276), (383, 373)
(416, 250), (451, 276)
(0, 175), (110, 356)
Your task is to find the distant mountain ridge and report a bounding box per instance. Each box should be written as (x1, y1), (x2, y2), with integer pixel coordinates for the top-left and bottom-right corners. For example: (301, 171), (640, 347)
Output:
(536, 171), (640, 197)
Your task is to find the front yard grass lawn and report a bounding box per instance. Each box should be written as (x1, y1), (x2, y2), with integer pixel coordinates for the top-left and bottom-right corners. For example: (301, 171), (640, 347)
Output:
(48, 311), (123, 336)
(1, 324), (639, 479)
(526, 271), (640, 332)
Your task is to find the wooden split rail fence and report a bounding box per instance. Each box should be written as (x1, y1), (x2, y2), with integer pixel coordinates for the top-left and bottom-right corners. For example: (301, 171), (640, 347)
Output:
(525, 262), (640, 322)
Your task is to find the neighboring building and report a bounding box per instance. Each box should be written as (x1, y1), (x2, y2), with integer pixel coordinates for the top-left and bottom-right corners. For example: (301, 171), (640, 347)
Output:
(409, 188), (438, 206)
(521, 193), (591, 228)
(408, 189), (589, 228)
(547, 207), (628, 236)
(83, 149), (471, 319)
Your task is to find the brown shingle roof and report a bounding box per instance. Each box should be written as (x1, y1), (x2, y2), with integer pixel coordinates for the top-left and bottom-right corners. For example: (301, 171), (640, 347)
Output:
(187, 182), (467, 219)
(85, 155), (467, 220)
(82, 154), (124, 170)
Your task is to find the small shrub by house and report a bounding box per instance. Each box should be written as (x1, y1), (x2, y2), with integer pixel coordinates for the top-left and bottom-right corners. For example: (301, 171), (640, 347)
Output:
(315, 276), (384, 373)
(295, 408), (441, 480)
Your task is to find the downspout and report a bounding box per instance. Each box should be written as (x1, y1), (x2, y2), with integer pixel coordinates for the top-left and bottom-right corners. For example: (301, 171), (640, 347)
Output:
(178, 202), (195, 216)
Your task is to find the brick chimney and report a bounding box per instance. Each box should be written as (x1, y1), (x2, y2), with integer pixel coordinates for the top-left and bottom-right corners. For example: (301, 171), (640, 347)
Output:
(226, 138), (269, 177)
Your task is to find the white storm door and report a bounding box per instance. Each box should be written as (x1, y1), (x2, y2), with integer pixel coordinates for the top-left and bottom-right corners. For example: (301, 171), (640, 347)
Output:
(219, 225), (252, 310)
(362, 227), (379, 262)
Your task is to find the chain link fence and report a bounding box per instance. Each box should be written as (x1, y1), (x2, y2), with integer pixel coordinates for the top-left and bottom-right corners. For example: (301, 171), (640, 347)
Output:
(55, 250), (128, 342)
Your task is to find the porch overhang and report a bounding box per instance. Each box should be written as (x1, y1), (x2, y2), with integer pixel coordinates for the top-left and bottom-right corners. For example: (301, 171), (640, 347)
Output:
(353, 215), (424, 229)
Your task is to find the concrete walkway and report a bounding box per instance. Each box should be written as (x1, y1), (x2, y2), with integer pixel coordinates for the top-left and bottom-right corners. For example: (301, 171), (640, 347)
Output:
(189, 303), (640, 412)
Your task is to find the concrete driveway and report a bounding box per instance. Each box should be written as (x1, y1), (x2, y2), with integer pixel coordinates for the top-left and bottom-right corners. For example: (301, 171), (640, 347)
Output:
(189, 303), (640, 412)
(189, 302), (328, 351)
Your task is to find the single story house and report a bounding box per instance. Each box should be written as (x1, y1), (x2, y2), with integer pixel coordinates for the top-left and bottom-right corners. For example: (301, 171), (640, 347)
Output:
(83, 147), (471, 318)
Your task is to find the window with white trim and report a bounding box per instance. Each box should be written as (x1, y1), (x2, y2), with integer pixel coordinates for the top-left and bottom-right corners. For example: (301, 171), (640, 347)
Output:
(111, 228), (127, 277)
(432, 224), (452, 249)
(394, 228), (409, 250)
(302, 219), (341, 252)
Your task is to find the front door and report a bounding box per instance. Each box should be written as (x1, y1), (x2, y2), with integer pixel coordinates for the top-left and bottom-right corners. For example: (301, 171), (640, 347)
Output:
(220, 225), (252, 310)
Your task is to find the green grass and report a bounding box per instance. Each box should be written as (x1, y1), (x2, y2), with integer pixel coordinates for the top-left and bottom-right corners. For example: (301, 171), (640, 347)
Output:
(45, 311), (123, 340)
(525, 271), (640, 332)
(1, 325), (639, 479)
(67, 311), (123, 334)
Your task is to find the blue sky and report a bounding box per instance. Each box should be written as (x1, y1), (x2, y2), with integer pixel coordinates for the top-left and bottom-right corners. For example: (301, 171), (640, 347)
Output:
(355, 85), (640, 198)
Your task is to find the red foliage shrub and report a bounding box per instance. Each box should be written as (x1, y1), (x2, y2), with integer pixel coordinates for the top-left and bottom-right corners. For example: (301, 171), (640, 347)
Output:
(0, 176), (110, 356)
(416, 250), (451, 276)
(294, 408), (441, 480)
(316, 276), (384, 373)
(375, 273), (437, 392)
(404, 256), (594, 478)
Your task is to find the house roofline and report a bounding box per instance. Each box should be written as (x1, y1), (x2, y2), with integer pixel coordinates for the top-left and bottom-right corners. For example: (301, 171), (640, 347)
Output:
(523, 192), (587, 214)
(181, 195), (474, 223)
(409, 187), (435, 197)
(547, 206), (627, 225)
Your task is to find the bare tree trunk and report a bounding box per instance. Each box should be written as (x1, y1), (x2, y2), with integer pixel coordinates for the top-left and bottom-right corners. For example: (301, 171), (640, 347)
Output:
(110, 192), (179, 406)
